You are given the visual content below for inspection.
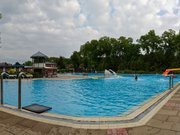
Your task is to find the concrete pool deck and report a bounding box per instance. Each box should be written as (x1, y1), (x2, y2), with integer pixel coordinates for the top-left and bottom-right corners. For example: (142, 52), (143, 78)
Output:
(0, 83), (179, 134)
(3, 74), (89, 81)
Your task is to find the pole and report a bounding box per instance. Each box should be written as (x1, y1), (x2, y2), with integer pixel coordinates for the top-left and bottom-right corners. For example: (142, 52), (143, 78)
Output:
(0, 76), (3, 105)
(18, 77), (21, 109)
(171, 75), (174, 88)
(169, 76), (172, 89)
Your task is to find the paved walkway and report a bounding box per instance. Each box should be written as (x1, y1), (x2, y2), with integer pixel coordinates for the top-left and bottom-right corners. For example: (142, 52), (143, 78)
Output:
(0, 86), (180, 135)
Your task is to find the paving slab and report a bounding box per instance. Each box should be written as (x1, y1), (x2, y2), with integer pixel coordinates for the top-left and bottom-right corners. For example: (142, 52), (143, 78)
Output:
(171, 123), (180, 132)
(31, 122), (54, 134)
(47, 126), (72, 135)
(68, 128), (88, 135)
(153, 129), (177, 135)
(128, 126), (160, 135)
(16, 119), (38, 129)
(4, 125), (27, 135)
(147, 119), (174, 130)
(0, 116), (24, 126)
(0, 112), (13, 119)
(152, 114), (169, 121)
(0, 130), (14, 135)
(157, 109), (178, 116)
(86, 129), (107, 135)
(58, 126), (72, 135)
(0, 123), (6, 132)
(167, 116), (180, 123)
(22, 130), (42, 135)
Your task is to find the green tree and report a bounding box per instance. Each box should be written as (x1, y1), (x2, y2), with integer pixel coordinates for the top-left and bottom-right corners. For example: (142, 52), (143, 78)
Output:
(23, 61), (32, 66)
(58, 56), (66, 69)
(138, 30), (162, 54)
(49, 57), (66, 69)
(161, 29), (177, 68)
(137, 30), (163, 71)
(174, 32), (180, 67)
(70, 51), (81, 70)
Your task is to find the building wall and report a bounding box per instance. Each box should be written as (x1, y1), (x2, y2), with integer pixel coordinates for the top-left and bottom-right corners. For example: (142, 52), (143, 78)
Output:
(31, 56), (57, 77)
(33, 63), (45, 68)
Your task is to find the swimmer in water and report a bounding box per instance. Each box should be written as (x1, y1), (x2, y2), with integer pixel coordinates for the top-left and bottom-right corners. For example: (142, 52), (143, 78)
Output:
(135, 74), (138, 81)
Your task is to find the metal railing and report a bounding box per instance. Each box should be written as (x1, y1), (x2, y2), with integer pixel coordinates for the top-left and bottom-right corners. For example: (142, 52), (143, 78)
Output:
(0, 72), (26, 109)
(0, 73), (4, 105)
(169, 75), (174, 89)
(0, 72), (8, 105)
(18, 72), (26, 109)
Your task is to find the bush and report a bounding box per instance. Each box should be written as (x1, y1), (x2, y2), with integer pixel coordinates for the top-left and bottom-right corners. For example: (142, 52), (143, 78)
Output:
(32, 72), (42, 78)
(58, 69), (73, 73)
(7, 69), (16, 74)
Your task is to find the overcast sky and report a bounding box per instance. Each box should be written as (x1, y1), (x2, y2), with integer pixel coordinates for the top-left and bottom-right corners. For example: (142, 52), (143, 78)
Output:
(0, 0), (180, 63)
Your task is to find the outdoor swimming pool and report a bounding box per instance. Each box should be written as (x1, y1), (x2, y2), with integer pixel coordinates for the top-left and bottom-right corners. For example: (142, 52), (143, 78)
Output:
(3, 74), (180, 117)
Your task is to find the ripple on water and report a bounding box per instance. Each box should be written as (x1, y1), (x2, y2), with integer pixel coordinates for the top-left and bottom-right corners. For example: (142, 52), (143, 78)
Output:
(3, 74), (180, 116)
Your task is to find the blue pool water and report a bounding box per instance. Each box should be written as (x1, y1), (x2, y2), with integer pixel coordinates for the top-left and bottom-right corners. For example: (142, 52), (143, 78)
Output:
(3, 74), (180, 117)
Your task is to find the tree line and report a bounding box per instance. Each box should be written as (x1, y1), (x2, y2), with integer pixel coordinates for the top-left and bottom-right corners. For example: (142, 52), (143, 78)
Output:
(24, 29), (180, 73)
(69, 29), (180, 73)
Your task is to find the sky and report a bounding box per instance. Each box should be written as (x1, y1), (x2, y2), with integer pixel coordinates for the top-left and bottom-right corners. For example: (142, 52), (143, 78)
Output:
(0, 0), (180, 63)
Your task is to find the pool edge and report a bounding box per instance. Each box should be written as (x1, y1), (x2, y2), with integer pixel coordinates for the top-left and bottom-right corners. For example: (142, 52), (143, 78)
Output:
(0, 82), (179, 129)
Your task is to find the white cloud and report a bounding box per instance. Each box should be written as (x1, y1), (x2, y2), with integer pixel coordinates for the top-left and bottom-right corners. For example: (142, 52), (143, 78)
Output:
(0, 0), (179, 63)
